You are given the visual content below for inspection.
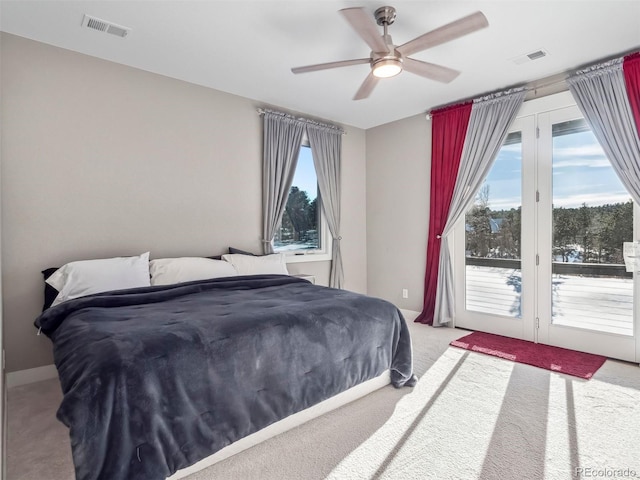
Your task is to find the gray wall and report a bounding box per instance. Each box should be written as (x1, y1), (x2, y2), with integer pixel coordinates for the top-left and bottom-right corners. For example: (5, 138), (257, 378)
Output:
(366, 113), (431, 312)
(0, 33), (367, 372)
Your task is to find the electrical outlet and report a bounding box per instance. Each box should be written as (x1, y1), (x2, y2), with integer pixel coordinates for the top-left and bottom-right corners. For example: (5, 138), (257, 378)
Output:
(402, 288), (409, 299)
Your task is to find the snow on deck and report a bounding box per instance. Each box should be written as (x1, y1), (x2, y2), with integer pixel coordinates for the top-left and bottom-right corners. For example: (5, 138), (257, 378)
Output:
(465, 265), (634, 336)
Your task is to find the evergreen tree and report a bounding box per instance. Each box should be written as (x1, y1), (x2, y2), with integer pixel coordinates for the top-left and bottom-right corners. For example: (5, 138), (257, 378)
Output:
(278, 186), (320, 247)
(553, 207), (578, 262)
(466, 187), (632, 266)
(466, 185), (492, 257)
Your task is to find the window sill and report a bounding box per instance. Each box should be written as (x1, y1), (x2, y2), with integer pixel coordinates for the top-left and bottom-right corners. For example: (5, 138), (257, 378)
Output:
(283, 252), (332, 264)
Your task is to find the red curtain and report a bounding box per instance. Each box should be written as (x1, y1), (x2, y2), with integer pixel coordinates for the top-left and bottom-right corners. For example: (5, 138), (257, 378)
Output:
(623, 52), (640, 138)
(415, 102), (472, 325)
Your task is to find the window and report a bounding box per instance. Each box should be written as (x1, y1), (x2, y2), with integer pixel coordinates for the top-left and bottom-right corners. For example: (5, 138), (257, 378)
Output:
(273, 143), (331, 262)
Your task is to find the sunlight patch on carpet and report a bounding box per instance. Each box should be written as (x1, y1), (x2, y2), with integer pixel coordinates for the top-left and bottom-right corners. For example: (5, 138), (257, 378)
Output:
(326, 344), (639, 480)
(326, 348), (514, 479)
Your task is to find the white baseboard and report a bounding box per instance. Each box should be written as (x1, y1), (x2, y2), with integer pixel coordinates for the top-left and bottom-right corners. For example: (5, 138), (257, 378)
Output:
(400, 309), (420, 321)
(6, 364), (57, 388)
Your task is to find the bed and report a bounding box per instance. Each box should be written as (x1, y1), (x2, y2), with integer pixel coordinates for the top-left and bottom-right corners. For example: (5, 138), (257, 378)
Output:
(35, 270), (415, 480)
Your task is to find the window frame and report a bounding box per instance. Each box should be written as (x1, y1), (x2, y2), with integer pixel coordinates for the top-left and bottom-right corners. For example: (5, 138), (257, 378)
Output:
(273, 136), (332, 263)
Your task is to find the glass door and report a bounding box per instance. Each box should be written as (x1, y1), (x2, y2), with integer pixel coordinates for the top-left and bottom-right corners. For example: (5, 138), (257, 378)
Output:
(454, 116), (536, 340)
(536, 105), (638, 361)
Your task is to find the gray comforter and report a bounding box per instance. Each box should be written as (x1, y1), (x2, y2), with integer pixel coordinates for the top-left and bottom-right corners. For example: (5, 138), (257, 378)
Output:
(35, 274), (415, 480)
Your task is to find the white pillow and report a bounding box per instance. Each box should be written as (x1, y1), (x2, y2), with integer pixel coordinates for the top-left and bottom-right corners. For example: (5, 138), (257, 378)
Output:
(221, 253), (289, 276)
(149, 257), (238, 286)
(46, 252), (151, 307)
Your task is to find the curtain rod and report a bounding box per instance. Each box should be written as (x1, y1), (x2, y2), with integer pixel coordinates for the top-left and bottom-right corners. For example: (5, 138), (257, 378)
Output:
(425, 47), (639, 120)
(424, 79), (566, 120)
(257, 108), (346, 135)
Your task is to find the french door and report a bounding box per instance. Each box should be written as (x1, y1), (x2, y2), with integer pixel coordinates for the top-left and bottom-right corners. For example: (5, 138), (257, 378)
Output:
(454, 91), (639, 362)
(453, 115), (536, 341)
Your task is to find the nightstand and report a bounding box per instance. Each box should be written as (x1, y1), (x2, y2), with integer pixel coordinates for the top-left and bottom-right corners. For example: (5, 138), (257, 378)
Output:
(292, 274), (316, 284)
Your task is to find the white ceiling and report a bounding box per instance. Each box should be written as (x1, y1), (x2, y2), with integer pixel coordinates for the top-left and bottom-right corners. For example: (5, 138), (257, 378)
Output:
(1, 1), (639, 129)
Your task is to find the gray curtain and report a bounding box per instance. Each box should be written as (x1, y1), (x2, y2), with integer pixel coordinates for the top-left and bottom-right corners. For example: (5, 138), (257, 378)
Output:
(307, 124), (344, 289)
(567, 58), (640, 205)
(261, 111), (306, 254)
(434, 88), (527, 326)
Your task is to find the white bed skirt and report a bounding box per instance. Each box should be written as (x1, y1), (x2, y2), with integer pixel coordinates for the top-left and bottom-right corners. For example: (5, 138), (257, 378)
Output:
(168, 370), (391, 479)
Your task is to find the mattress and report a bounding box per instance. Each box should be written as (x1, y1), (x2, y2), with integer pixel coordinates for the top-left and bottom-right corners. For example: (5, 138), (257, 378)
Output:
(35, 274), (415, 480)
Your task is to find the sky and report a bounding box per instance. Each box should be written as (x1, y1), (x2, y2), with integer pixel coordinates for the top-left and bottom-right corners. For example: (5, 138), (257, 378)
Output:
(483, 128), (632, 211)
(294, 129), (633, 212)
(290, 145), (318, 200)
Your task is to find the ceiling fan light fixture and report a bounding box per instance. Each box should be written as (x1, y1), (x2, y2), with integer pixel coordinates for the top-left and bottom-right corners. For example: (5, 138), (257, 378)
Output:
(372, 58), (402, 78)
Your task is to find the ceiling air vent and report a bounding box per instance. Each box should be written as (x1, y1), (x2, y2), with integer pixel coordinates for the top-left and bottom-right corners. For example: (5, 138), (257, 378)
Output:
(510, 48), (549, 65)
(82, 14), (131, 38)
(527, 50), (547, 60)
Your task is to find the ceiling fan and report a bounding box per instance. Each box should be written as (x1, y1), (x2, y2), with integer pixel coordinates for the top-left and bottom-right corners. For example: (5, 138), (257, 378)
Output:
(291, 6), (489, 100)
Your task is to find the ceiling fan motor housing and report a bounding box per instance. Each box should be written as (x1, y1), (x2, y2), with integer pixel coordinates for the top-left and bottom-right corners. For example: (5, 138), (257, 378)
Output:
(371, 30), (403, 78)
(375, 6), (397, 26)
(372, 50), (403, 78)
(371, 6), (402, 77)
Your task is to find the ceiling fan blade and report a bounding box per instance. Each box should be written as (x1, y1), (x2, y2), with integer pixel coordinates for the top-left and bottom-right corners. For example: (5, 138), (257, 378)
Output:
(353, 72), (379, 100)
(340, 7), (389, 53)
(403, 57), (460, 83)
(291, 58), (370, 74)
(397, 11), (488, 57)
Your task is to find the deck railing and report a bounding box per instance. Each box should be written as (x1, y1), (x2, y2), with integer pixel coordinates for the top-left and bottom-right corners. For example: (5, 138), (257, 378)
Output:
(464, 256), (634, 335)
(465, 256), (632, 278)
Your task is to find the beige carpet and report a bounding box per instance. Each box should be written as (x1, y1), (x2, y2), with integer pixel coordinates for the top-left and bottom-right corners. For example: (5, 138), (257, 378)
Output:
(8, 317), (640, 479)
